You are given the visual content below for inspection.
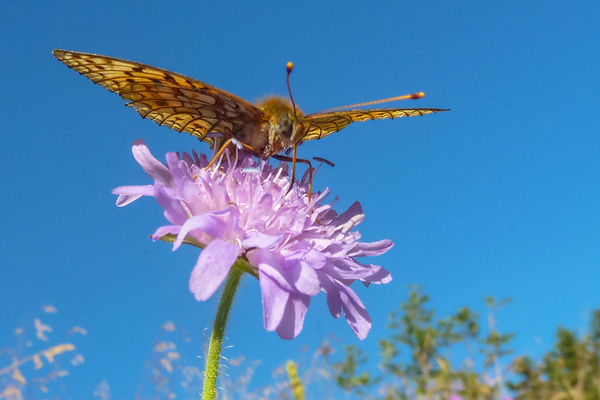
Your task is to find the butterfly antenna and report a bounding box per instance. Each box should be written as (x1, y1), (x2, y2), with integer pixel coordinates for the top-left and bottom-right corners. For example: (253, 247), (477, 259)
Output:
(286, 62), (298, 120)
(320, 92), (426, 113)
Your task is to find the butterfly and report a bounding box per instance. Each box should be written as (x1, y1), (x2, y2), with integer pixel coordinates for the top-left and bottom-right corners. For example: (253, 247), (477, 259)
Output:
(53, 49), (447, 177)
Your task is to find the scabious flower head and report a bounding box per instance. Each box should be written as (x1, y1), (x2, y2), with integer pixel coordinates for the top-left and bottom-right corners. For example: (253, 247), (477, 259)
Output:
(113, 139), (393, 339)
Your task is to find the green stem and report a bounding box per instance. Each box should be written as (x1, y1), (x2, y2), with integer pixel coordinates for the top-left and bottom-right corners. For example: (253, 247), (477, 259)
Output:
(202, 264), (244, 400)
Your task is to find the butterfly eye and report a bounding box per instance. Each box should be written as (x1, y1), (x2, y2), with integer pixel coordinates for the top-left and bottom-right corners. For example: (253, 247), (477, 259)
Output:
(276, 113), (294, 141)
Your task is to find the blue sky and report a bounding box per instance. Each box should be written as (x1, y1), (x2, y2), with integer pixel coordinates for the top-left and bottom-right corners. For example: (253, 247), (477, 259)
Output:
(2, 0), (600, 397)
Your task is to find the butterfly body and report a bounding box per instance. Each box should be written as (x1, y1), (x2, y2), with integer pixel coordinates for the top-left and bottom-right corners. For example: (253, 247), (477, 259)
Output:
(53, 49), (447, 159)
(254, 96), (309, 157)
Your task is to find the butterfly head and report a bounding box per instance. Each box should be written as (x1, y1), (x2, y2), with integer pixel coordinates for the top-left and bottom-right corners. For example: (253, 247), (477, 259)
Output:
(257, 96), (307, 157)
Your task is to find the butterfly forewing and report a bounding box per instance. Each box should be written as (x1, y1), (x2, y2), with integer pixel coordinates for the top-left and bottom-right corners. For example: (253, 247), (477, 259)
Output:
(303, 108), (447, 141)
(52, 50), (264, 144)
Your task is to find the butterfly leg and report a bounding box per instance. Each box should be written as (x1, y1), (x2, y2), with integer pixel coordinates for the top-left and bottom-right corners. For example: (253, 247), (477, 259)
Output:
(205, 138), (231, 169)
(205, 127), (259, 170)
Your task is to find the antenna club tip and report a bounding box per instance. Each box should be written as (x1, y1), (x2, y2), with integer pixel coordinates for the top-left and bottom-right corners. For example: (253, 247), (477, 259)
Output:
(286, 62), (294, 72)
(412, 92), (425, 99)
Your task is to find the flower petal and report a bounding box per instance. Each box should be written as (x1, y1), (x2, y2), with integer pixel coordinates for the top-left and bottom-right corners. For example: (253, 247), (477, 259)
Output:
(248, 249), (293, 292)
(248, 248), (320, 296)
(165, 152), (203, 209)
(259, 270), (289, 331)
(359, 264), (392, 285)
(347, 239), (394, 257)
(152, 225), (181, 241)
(322, 276), (342, 319)
(336, 283), (372, 340)
(189, 239), (240, 301)
(173, 209), (236, 250)
(132, 139), (173, 186)
(154, 183), (189, 226)
(275, 293), (310, 340)
(241, 231), (281, 249)
(334, 201), (363, 226)
(112, 185), (154, 206)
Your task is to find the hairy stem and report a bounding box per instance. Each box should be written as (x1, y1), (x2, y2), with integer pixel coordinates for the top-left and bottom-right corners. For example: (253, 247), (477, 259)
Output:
(202, 265), (244, 400)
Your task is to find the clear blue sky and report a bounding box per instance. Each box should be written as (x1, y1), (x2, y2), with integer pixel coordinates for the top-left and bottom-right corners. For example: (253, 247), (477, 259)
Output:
(2, 0), (599, 397)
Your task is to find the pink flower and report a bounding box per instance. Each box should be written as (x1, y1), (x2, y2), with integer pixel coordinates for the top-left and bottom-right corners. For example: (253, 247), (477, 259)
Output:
(113, 139), (393, 339)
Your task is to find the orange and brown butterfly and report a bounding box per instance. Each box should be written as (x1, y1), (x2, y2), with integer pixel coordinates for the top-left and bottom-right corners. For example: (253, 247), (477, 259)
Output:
(52, 49), (447, 173)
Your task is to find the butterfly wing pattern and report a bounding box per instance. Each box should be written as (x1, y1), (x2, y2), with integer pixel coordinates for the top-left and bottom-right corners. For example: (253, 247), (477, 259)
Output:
(53, 49), (447, 157)
(52, 49), (263, 148)
(304, 108), (444, 141)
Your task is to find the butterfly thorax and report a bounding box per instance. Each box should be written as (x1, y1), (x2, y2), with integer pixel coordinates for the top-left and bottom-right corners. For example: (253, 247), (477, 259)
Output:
(255, 96), (307, 157)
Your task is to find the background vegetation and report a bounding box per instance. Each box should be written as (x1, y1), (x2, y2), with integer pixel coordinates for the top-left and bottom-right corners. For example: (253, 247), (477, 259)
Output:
(3, 287), (598, 400)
